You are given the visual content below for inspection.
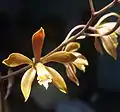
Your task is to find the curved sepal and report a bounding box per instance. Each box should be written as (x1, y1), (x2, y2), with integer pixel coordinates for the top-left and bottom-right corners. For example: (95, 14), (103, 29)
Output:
(94, 37), (104, 55)
(101, 35), (117, 59)
(46, 66), (67, 94)
(21, 67), (36, 102)
(65, 42), (80, 52)
(2, 53), (32, 67)
(43, 51), (77, 63)
(65, 63), (79, 86)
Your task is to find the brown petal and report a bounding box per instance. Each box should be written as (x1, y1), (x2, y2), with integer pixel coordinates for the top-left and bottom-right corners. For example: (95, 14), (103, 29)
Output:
(64, 42), (80, 52)
(2, 53), (33, 67)
(97, 26), (118, 59)
(94, 37), (104, 55)
(101, 35), (117, 59)
(21, 67), (36, 102)
(32, 27), (45, 62)
(43, 51), (77, 64)
(65, 63), (79, 86)
(46, 66), (67, 93)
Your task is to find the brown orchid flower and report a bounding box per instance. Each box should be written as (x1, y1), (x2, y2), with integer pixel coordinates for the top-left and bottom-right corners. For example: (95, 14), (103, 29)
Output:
(94, 13), (120, 59)
(2, 28), (69, 101)
(63, 42), (88, 86)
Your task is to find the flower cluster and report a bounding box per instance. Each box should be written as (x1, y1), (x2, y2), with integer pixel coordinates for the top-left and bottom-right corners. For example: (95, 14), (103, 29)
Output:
(2, 28), (88, 101)
(2, 12), (120, 102)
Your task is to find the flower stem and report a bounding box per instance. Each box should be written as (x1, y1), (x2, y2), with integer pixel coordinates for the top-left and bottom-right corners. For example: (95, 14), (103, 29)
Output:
(1, 65), (31, 80)
(0, 72), (5, 112)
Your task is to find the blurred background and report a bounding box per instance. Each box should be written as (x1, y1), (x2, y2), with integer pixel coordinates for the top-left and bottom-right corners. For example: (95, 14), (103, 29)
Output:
(0, 0), (120, 112)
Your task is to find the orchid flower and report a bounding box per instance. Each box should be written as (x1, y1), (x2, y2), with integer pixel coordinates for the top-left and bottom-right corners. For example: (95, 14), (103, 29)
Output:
(63, 42), (88, 86)
(2, 28), (68, 101)
(94, 13), (120, 59)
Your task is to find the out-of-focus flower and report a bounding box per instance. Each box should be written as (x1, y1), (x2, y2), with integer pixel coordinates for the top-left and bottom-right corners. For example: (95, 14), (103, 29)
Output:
(2, 28), (68, 101)
(94, 13), (120, 59)
(94, 22), (120, 59)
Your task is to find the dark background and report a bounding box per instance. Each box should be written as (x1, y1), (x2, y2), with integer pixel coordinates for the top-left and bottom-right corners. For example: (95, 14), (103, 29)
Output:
(0, 0), (120, 112)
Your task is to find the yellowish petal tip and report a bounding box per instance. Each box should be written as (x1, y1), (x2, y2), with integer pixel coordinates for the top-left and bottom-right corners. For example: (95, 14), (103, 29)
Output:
(2, 59), (12, 67)
(2, 59), (6, 65)
(76, 82), (79, 86)
(21, 89), (29, 102)
(83, 69), (85, 72)
(39, 27), (45, 35)
(82, 66), (86, 72)
(24, 98), (28, 102)
(85, 61), (89, 66)
(60, 89), (68, 94)
(40, 27), (44, 31)
(2, 53), (32, 67)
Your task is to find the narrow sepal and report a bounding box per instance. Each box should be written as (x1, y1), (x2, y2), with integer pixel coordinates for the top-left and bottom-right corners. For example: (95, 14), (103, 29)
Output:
(32, 27), (45, 62)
